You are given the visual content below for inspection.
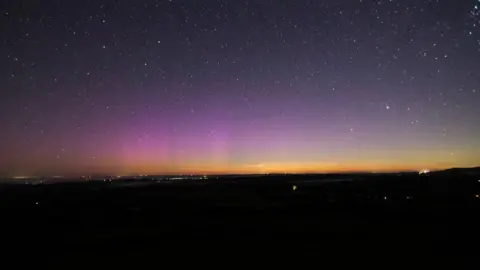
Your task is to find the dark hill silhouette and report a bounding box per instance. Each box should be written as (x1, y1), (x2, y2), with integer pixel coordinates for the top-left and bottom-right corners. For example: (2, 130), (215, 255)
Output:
(434, 166), (480, 176)
(1, 166), (479, 266)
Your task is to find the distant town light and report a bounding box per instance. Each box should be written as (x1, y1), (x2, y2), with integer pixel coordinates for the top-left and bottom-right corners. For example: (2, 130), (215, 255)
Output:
(13, 176), (30, 180)
(419, 169), (430, 175)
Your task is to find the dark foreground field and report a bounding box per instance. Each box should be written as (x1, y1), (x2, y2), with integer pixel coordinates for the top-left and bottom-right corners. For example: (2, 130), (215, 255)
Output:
(1, 170), (479, 266)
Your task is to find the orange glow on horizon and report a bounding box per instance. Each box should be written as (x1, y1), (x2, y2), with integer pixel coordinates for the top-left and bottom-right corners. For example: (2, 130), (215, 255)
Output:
(5, 149), (479, 177)
(90, 161), (452, 176)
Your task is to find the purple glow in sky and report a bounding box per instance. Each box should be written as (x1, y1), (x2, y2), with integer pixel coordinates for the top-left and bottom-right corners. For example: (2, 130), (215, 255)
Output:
(1, 0), (479, 176)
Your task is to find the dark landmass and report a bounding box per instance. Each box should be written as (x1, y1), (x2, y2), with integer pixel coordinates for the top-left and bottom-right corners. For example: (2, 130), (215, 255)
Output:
(1, 168), (479, 266)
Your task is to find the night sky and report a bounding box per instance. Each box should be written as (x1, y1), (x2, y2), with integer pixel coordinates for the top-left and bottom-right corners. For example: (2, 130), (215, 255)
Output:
(1, 0), (479, 176)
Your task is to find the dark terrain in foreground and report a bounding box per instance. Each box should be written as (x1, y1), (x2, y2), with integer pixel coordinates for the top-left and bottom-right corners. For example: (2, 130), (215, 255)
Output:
(1, 168), (480, 265)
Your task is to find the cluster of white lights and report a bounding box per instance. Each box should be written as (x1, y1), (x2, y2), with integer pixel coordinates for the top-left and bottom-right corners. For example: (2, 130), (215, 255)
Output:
(419, 169), (430, 175)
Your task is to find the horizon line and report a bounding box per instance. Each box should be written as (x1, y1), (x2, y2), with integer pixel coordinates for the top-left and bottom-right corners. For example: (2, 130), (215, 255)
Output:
(4, 169), (452, 179)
